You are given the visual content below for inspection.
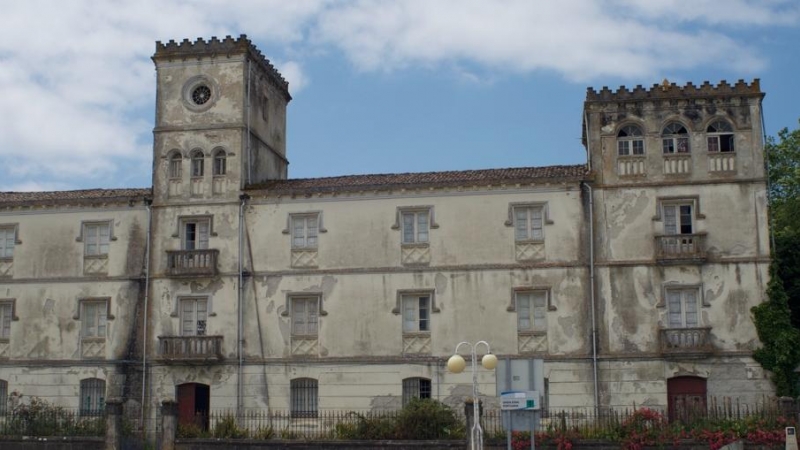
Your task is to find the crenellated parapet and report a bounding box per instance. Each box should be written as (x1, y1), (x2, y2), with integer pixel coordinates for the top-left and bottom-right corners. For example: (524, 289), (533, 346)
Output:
(585, 79), (762, 103)
(153, 34), (290, 100)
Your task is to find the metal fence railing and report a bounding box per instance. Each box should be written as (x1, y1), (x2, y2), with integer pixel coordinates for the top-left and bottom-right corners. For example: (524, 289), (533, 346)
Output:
(0, 408), (105, 437)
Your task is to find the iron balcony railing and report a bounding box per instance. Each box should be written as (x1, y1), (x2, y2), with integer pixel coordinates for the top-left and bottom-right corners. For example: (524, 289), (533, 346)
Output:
(660, 327), (713, 354)
(655, 234), (707, 262)
(166, 249), (219, 277)
(158, 335), (223, 361)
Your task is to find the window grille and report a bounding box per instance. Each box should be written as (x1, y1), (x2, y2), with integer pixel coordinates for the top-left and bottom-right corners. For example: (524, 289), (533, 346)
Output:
(290, 378), (318, 418)
(0, 379), (7, 415)
(79, 378), (105, 416)
(402, 377), (432, 406)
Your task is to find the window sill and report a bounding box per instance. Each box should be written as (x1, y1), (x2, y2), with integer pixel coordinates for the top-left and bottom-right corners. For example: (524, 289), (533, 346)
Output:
(617, 155), (646, 159)
(291, 335), (319, 340)
(83, 254), (108, 260)
(401, 242), (430, 249)
(515, 239), (544, 245)
(81, 337), (107, 343)
(403, 332), (431, 337)
(518, 331), (547, 337)
(291, 247), (319, 251)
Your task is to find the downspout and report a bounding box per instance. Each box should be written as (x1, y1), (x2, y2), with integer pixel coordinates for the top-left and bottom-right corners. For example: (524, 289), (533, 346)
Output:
(246, 59), (252, 185)
(140, 198), (152, 428)
(582, 181), (599, 413)
(237, 194), (247, 416)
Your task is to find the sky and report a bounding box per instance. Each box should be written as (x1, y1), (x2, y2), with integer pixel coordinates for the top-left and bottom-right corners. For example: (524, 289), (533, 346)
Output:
(1, 0), (799, 192)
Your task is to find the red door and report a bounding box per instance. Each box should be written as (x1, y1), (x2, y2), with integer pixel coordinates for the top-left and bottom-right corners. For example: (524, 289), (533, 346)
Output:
(177, 383), (210, 430)
(667, 376), (707, 422)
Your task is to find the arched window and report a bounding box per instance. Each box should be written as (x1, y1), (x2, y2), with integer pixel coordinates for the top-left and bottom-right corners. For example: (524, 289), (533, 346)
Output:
(402, 377), (431, 406)
(79, 378), (105, 416)
(662, 123), (690, 154)
(0, 379), (8, 415)
(190, 150), (204, 178)
(617, 125), (644, 156)
(213, 149), (227, 176)
(290, 378), (318, 418)
(168, 152), (182, 179)
(707, 120), (735, 152)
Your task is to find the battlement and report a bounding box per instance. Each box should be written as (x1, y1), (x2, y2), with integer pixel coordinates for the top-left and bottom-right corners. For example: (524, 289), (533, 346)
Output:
(585, 79), (762, 103)
(154, 34), (290, 100)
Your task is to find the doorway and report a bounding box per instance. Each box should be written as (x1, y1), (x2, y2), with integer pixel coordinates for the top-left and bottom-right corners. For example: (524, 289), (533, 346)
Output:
(177, 383), (210, 430)
(667, 376), (707, 422)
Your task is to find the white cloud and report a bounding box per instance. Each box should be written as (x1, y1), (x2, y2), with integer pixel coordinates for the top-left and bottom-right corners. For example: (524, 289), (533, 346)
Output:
(0, 0), (795, 190)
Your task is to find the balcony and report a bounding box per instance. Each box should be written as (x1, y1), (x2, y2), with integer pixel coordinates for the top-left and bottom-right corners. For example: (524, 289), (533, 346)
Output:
(660, 327), (713, 356)
(166, 249), (219, 277)
(655, 234), (707, 264)
(158, 335), (223, 361)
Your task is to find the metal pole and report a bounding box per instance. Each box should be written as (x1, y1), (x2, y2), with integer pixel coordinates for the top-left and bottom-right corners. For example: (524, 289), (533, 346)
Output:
(454, 341), (492, 450)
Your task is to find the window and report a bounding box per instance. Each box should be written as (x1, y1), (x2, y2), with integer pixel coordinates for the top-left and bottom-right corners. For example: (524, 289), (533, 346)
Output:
(261, 95), (269, 122)
(402, 295), (430, 333)
(190, 150), (204, 178)
(81, 300), (108, 339)
(0, 380), (7, 415)
(182, 219), (210, 250)
(514, 206), (544, 241)
(213, 149), (227, 176)
(617, 125), (645, 156)
(291, 215), (319, 249)
(707, 120), (735, 152)
(290, 378), (318, 418)
(181, 298), (208, 336)
(663, 203), (693, 235)
(0, 301), (13, 340)
(291, 297), (319, 337)
(402, 377), (432, 406)
(662, 122), (690, 154)
(402, 210), (429, 244)
(169, 152), (182, 179)
(0, 226), (15, 259)
(516, 291), (548, 333)
(666, 288), (699, 328)
(79, 378), (105, 416)
(83, 222), (110, 256)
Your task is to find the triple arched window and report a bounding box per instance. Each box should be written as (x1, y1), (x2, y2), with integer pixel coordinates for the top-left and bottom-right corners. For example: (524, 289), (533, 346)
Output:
(168, 149), (228, 179)
(617, 125), (644, 156)
(662, 122), (690, 154)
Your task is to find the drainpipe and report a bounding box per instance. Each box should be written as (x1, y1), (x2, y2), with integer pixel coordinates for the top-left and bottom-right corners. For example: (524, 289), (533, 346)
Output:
(582, 181), (599, 412)
(246, 59), (252, 185)
(237, 194), (248, 417)
(140, 197), (153, 429)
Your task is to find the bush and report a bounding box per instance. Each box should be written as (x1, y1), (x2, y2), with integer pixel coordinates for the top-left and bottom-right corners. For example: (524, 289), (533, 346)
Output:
(212, 414), (248, 439)
(395, 398), (464, 440)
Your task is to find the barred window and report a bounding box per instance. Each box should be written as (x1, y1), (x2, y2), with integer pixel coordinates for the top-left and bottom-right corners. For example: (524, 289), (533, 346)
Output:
(79, 378), (105, 416)
(402, 377), (431, 406)
(0, 379), (7, 415)
(290, 378), (318, 418)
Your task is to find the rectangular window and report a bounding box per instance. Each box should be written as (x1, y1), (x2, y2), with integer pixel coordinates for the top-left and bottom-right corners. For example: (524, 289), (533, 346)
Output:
(83, 223), (110, 256)
(516, 291), (547, 333)
(0, 302), (12, 339)
(514, 206), (544, 241)
(0, 380), (7, 415)
(213, 152), (227, 176)
(663, 137), (690, 154)
(402, 295), (430, 333)
(169, 155), (182, 179)
(666, 289), (699, 328)
(402, 377), (432, 406)
(618, 140), (630, 156)
(663, 204), (693, 235)
(708, 135), (735, 153)
(183, 219), (210, 250)
(181, 298), (208, 336)
(0, 227), (15, 259)
(402, 211), (429, 244)
(291, 297), (319, 337)
(81, 301), (107, 339)
(291, 215), (319, 249)
(79, 378), (105, 416)
(290, 378), (318, 418)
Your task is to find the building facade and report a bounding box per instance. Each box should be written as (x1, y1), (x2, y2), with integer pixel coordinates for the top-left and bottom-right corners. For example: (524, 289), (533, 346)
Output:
(0, 36), (773, 425)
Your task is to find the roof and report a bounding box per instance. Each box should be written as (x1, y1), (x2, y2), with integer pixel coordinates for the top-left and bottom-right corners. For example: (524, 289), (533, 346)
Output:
(247, 165), (588, 195)
(0, 188), (152, 207)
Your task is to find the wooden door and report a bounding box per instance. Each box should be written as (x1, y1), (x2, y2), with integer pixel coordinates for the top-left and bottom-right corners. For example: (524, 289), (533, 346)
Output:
(177, 383), (210, 430)
(668, 376), (707, 422)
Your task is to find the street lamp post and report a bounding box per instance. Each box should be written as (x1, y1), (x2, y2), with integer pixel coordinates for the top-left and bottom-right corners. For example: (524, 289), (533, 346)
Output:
(447, 341), (498, 450)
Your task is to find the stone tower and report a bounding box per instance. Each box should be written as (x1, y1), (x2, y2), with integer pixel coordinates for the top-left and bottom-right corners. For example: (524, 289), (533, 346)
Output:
(150, 35), (291, 201)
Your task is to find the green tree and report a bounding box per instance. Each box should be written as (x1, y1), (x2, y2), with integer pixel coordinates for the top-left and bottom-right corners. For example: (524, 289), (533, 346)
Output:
(753, 118), (800, 396)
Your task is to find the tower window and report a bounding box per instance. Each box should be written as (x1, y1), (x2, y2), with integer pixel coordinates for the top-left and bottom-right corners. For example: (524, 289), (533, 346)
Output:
(707, 120), (735, 152)
(617, 125), (645, 156)
(662, 123), (690, 154)
(191, 85), (212, 106)
(169, 153), (182, 179)
(191, 151), (204, 178)
(213, 150), (227, 176)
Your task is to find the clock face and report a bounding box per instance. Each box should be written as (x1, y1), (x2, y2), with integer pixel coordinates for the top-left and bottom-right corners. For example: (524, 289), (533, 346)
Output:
(191, 85), (212, 105)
